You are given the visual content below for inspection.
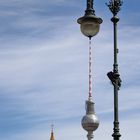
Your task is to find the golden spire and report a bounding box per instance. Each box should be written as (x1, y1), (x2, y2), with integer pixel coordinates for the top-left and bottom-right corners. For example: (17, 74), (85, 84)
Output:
(50, 124), (55, 140)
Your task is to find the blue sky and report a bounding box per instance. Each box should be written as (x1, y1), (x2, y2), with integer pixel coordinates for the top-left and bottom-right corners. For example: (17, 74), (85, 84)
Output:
(0, 0), (140, 140)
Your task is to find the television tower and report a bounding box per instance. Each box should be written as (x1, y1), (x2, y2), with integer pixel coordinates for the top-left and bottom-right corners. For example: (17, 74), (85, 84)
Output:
(81, 39), (99, 140)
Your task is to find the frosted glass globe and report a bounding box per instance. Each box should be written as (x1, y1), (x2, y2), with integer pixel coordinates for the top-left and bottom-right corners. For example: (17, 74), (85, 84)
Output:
(80, 21), (100, 37)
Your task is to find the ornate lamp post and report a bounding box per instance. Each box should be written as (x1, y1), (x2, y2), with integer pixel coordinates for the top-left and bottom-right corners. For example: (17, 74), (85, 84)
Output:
(77, 1), (102, 140)
(106, 1), (123, 140)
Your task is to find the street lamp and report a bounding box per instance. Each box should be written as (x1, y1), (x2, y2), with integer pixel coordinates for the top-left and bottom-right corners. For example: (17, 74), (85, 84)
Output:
(77, 0), (102, 38)
(77, 1), (102, 140)
(106, 0), (123, 140)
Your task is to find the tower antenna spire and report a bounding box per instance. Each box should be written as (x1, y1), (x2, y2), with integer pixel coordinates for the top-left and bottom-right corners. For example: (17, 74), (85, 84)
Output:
(88, 38), (92, 100)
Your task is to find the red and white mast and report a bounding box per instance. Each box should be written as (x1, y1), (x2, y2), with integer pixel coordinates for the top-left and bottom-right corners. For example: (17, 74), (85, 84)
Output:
(89, 38), (92, 100)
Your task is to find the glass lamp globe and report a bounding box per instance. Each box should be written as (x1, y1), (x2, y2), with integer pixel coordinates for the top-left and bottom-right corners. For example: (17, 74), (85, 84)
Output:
(77, 15), (102, 38)
(80, 20), (100, 37)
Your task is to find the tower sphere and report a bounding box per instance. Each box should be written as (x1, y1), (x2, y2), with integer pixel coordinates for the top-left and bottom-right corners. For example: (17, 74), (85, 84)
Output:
(82, 113), (99, 132)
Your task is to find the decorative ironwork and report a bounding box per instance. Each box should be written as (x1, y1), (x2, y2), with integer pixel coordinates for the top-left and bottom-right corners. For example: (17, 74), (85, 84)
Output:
(85, 0), (95, 15)
(106, 0), (123, 16)
(87, 0), (93, 10)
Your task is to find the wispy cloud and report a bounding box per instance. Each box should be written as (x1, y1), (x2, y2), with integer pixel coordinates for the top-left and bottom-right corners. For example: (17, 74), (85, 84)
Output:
(0, 0), (140, 140)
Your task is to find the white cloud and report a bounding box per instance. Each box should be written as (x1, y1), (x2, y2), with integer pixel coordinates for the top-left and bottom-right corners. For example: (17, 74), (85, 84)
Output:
(0, 0), (140, 140)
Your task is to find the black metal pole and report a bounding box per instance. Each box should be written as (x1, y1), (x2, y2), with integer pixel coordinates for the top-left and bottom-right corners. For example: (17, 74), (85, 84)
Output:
(112, 16), (121, 140)
(106, 1), (123, 140)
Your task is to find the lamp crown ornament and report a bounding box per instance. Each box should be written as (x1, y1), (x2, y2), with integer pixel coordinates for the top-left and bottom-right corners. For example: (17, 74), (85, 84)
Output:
(106, 0), (123, 16)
